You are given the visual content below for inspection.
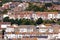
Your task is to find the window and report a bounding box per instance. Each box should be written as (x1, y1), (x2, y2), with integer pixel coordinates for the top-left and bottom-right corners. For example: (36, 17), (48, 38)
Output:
(48, 28), (53, 33)
(18, 34), (23, 38)
(1, 24), (10, 28)
(19, 28), (27, 32)
(1, 25), (7, 28)
(5, 28), (14, 32)
(27, 29), (33, 32)
(48, 14), (53, 19)
(6, 34), (16, 39)
(24, 34), (30, 36)
(56, 14), (60, 19)
(39, 29), (47, 33)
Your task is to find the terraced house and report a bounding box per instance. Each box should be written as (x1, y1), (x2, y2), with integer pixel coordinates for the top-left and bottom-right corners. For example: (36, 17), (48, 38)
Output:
(0, 22), (60, 40)
(4, 11), (60, 20)
(1, 0), (60, 40)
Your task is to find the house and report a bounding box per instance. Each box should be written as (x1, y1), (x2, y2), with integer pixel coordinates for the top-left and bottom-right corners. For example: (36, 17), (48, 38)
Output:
(7, 11), (33, 19)
(2, 2), (12, 9)
(53, 5), (60, 10)
(0, 7), (5, 12)
(2, 2), (20, 9)
(6, 11), (60, 20)
(0, 22), (11, 28)
(3, 24), (60, 40)
(34, 12), (58, 20)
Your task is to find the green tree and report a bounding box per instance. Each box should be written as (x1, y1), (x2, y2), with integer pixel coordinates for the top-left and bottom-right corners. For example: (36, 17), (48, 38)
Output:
(18, 19), (23, 25)
(15, 19), (19, 24)
(57, 21), (60, 25)
(24, 20), (31, 25)
(24, 19), (35, 25)
(36, 18), (43, 25)
(43, 19), (56, 24)
(50, 19), (56, 24)
(3, 17), (9, 22)
(15, 19), (23, 25)
(9, 19), (15, 25)
(43, 20), (51, 24)
(30, 20), (36, 25)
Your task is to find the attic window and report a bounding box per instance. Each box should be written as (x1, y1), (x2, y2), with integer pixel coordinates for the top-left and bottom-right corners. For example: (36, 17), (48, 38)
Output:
(36, 27), (39, 29)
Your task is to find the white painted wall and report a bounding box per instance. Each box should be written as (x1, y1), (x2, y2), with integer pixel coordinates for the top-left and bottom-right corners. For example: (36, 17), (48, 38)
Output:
(27, 29), (33, 32)
(19, 28), (27, 32)
(56, 14), (60, 19)
(1, 24), (10, 28)
(39, 29), (47, 33)
(48, 28), (53, 33)
(37, 38), (48, 40)
(5, 28), (14, 32)
(48, 14), (53, 19)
